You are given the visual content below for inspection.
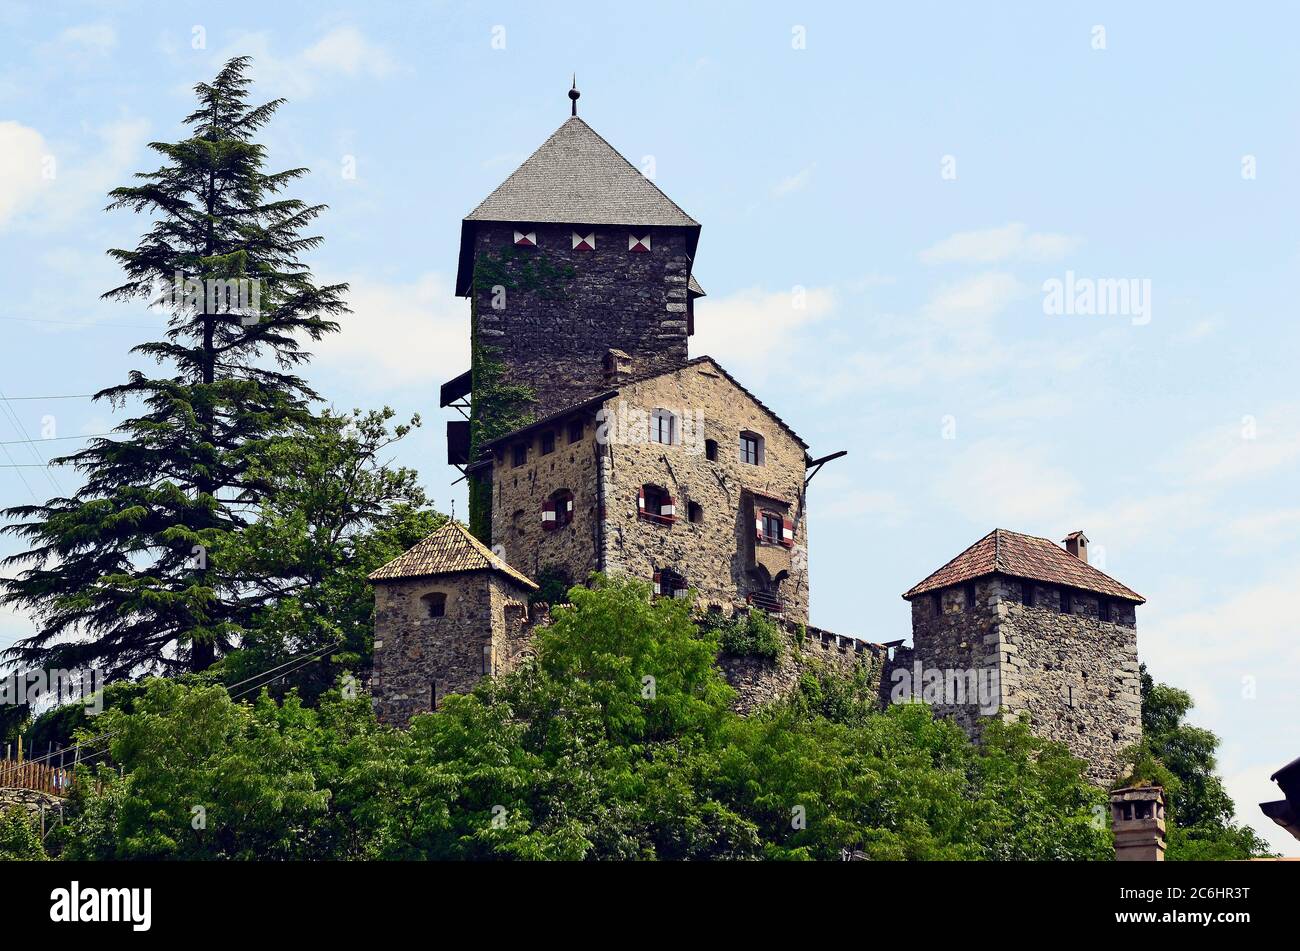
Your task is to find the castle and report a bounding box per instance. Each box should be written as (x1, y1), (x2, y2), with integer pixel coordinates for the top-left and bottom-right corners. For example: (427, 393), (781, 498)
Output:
(368, 89), (1144, 784)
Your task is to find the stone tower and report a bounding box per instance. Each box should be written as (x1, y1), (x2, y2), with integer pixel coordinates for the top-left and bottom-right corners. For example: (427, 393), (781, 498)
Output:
(369, 522), (538, 727)
(448, 112), (705, 422)
(443, 94), (709, 541)
(898, 528), (1144, 784)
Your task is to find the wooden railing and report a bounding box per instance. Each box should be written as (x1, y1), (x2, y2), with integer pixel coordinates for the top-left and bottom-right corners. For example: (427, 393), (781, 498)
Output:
(0, 758), (73, 797)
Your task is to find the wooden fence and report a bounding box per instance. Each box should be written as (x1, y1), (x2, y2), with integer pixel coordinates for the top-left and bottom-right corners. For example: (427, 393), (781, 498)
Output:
(0, 758), (73, 797)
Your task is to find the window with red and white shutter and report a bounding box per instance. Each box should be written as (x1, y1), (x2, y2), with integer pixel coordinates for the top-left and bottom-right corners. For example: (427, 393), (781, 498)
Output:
(781, 517), (795, 548)
(541, 497), (557, 530)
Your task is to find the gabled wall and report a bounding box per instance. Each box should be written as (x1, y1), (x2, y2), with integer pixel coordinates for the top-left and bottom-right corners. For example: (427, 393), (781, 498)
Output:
(597, 362), (810, 622)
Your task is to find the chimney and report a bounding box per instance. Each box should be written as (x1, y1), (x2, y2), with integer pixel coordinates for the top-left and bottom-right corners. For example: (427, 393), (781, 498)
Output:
(603, 348), (632, 386)
(1110, 786), (1166, 861)
(1063, 530), (1089, 564)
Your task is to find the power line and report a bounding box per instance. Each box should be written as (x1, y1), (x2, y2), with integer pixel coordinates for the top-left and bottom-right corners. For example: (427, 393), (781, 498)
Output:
(0, 394), (97, 402)
(5, 639), (345, 772)
(0, 316), (167, 330)
(0, 433), (116, 445)
(0, 386), (62, 494)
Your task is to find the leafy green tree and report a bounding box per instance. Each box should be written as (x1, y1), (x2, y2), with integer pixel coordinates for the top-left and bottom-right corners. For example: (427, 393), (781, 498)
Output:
(1, 56), (345, 677)
(0, 807), (47, 861)
(1118, 665), (1273, 859)
(54, 577), (1112, 861)
(217, 408), (444, 701)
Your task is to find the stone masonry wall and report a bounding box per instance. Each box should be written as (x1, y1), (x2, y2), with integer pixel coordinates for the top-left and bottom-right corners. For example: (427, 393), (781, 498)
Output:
(371, 572), (533, 728)
(598, 362), (810, 623)
(897, 574), (1140, 785)
(489, 410), (602, 580)
(471, 223), (694, 419)
(998, 578), (1141, 785)
(721, 622), (887, 713)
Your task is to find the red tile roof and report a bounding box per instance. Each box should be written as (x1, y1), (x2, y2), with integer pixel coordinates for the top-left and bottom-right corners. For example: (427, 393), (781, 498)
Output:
(368, 522), (537, 589)
(902, 529), (1145, 603)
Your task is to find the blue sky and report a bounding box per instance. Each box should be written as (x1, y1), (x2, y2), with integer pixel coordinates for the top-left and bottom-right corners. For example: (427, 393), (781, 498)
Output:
(2, 2), (1298, 852)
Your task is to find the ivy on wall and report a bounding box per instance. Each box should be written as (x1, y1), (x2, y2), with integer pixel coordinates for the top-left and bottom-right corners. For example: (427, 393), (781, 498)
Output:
(466, 245), (580, 542)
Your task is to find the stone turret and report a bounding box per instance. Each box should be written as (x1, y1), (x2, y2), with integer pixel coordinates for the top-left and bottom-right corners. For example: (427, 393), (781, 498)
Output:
(899, 528), (1145, 785)
(368, 522), (537, 727)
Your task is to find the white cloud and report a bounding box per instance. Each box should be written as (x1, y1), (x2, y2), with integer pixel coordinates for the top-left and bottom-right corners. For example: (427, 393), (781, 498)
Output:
(1222, 508), (1300, 550)
(922, 271), (1026, 327)
(932, 438), (1082, 528)
(57, 23), (117, 55)
(313, 273), (469, 390)
(0, 121), (53, 227)
(220, 26), (399, 98)
(1180, 410), (1300, 485)
(691, 285), (835, 383)
(0, 117), (147, 233)
(920, 223), (1081, 265)
(772, 164), (814, 197)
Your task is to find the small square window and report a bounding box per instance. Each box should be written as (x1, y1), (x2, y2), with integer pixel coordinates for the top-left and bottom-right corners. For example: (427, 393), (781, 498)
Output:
(512, 443), (527, 468)
(761, 512), (781, 544)
(541, 431), (555, 455)
(568, 419), (584, 444)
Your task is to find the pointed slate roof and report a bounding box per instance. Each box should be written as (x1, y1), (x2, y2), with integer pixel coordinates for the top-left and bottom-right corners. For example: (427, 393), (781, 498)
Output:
(902, 528), (1145, 603)
(455, 116), (701, 295)
(466, 117), (698, 228)
(368, 522), (537, 589)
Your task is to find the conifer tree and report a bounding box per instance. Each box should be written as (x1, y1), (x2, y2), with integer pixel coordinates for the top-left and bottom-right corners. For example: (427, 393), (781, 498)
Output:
(1, 57), (346, 676)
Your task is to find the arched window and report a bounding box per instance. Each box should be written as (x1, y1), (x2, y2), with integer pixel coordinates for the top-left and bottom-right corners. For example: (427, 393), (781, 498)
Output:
(422, 592), (447, 618)
(543, 489), (575, 530)
(638, 484), (675, 524)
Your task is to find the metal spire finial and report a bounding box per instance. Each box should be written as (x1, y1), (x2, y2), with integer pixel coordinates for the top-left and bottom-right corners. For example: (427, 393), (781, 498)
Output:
(569, 74), (580, 117)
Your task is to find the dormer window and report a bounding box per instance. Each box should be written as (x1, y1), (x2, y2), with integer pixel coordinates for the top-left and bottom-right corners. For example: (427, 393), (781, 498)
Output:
(740, 431), (764, 466)
(572, 232), (595, 251)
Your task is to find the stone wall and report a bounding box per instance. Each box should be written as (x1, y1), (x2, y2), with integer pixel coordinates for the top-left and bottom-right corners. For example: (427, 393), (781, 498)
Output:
(371, 572), (533, 727)
(720, 620), (887, 713)
(897, 574), (1140, 785)
(598, 362), (811, 622)
(0, 786), (63, 816)
(489, 409), (602, 580)
(998, 578), (1141, 784)
(470, 223), (695, 419)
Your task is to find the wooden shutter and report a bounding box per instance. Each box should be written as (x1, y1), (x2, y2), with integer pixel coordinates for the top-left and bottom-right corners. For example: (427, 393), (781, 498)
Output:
(542, 497), (556, 530)
(781, 517), (795, 547)
(652, 570), (662, 595)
